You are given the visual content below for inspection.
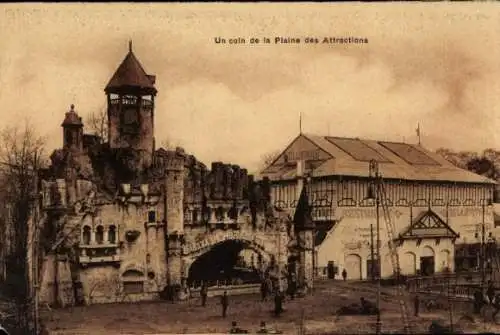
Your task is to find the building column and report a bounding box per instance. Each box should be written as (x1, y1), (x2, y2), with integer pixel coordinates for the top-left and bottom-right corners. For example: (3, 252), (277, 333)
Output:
(90, 228), (96, 244)
(297, 229), (314, 291)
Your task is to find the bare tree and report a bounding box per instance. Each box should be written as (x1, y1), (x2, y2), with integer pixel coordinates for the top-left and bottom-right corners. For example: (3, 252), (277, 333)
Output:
(85, 107), (108, 143)
(159, 137), (183, 151)
(259, 150), (281, 172)
(0, 121), (46, 334)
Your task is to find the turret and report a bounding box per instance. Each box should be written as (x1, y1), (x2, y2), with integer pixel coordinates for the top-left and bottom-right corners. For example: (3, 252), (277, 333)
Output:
(105, 41), (157, 170)
(61, 104), (84, 153)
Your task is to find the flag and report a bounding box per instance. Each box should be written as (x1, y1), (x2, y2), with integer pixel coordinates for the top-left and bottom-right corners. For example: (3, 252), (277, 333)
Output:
(416, 123), (420, 137)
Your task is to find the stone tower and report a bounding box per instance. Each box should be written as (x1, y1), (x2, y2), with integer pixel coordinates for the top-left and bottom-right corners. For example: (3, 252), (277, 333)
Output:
(164, 149), (186, 292)
(104, 41), (157, 170)
(61, 104), (83, 153)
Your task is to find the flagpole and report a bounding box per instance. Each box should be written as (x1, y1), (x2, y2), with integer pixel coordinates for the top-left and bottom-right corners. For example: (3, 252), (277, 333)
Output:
(299, 112), (303, 134)
(416, 123), (421, 146)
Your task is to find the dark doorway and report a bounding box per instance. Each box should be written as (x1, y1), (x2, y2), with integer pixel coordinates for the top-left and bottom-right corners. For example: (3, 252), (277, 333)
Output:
(366, 259), (380, 280)
(187, 240), (262, 287)
(327, 261), (337, 279)
(420, 256), (435, 276)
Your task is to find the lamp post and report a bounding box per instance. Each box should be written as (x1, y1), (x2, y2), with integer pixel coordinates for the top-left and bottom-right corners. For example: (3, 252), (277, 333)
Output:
(478, 198), (492, 289)
(367, 160), (382, 335)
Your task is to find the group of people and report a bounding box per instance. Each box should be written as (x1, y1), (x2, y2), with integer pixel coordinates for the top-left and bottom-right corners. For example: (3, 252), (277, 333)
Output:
(196, 277), (290, 333)
(472, 280), (500, 318)
(228, 321), (282, 334)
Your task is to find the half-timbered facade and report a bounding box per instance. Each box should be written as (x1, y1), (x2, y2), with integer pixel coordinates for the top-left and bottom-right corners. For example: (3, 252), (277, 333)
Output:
(260, 133), (497, 280)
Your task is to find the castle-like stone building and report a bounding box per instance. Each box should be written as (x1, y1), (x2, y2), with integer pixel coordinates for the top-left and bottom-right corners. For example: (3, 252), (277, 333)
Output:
(37, 44), (313, 306)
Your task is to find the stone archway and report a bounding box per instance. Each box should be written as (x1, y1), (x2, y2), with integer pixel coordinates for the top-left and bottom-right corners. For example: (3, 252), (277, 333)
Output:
(184, 238), (275, 287)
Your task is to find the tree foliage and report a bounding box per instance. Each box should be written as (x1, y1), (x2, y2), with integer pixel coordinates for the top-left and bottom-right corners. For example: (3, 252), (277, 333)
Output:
(85, 107), (108, 143)
(0, 121), (47, 334)
(259, 150), (281, 172)
(435, 148), (500, 181)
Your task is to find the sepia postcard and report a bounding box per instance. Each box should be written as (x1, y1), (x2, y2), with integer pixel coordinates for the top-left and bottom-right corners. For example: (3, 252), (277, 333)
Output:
(1, 2), (500, 335)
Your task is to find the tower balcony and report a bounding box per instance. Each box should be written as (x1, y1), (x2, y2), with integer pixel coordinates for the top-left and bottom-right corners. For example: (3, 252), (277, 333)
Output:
(109, 97), (153, 108)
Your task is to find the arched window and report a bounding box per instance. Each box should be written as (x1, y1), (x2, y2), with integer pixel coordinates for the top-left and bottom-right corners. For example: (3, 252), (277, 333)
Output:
(192, 209), (199, 224)
(108, 225), (117, 244)
(82, 225), (91, 245)
(203, 206), (211, 223)
(96, 225), (104, 244)
(215, 207), (224, 221)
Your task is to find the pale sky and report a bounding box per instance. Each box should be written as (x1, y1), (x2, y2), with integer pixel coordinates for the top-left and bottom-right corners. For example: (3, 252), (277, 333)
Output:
(1, 3), (499, 173)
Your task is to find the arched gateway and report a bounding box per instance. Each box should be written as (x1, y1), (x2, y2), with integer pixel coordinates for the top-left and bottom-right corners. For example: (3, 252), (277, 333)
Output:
(181, 222), (291, 288)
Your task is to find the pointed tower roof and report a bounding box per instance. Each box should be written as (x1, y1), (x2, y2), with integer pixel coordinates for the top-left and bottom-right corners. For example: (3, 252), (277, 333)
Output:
(293, 185), (315, 230)
(104, 41), (157, 95)
(61, 104), (83, 127)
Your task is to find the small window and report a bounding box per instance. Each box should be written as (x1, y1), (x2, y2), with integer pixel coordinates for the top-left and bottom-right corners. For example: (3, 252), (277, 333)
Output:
(96, 226), (104, 244)
(215, 207), (224, 221)
(148, 211), (156, 223)
(108, 225), (117, 244)
(82, 226), (91, 245)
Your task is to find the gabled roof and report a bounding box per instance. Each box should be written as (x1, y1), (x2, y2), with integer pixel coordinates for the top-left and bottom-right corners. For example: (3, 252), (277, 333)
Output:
(105, 43), (157, 95)
(261, 133), (496, 185)
(399, 209), (460, 240)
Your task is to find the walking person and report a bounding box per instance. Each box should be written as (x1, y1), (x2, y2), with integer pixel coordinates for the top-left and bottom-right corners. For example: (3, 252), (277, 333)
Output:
(200, 281), (208, 307)
(414, 294), (420, 317)
(220, 291), (229, 318)
(342, 268), (347, 281)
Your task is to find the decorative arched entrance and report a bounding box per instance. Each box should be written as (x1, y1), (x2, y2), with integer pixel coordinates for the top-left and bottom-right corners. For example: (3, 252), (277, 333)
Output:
(344, 254), (362, 280)
(401, 252), (417, 276)
(182, 229), (286, 288)
(185, 239), (272, 287)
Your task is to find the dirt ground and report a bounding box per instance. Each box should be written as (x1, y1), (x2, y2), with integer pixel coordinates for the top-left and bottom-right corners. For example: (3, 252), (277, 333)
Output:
(40, 280), (500, 334)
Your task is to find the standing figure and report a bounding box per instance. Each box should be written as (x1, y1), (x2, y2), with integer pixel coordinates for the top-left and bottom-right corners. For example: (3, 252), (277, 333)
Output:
(200, 281), (208, 307)
(261, 279), (268, 302)
(342, 269), (347, 281)
(257, 321), (269, 334)
(221, 291), (229, 318)
(473, 288), (485, 315)
(492, 293), (500, 320)
(487, 280), (495, 305)
(414, 294), (420, 317)
(274, 291), (284, 317)
(288, 277), (297, 300)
